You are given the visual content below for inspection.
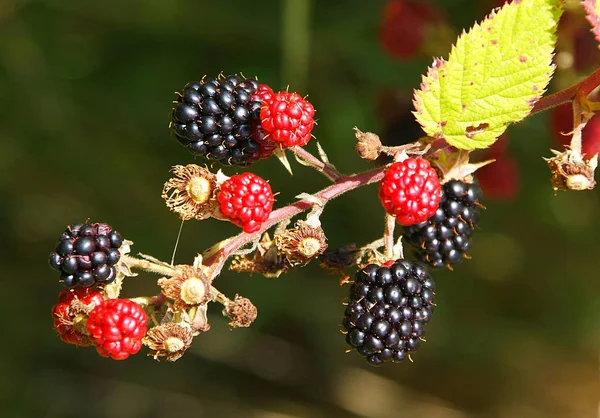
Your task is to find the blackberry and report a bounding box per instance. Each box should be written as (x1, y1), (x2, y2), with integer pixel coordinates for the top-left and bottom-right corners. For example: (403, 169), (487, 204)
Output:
(170, 74), (265, 166)
(48, 222), (123, 288)
(404, 179), (483, 269)
(343, 260), (435, 365)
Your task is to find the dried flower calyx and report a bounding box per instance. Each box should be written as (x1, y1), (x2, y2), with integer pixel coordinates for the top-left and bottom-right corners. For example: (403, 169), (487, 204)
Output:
(162, 164), (219, 220)
(354, 127), (382, 161)
(274, 220), (327, 266)
(158, 266), (211, 309)
(545, 149), (597, 192)
(223, 295), (258, 328)
(143, 322), (194, 361)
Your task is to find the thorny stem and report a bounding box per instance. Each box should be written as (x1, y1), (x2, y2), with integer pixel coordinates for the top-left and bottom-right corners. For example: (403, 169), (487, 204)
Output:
(203, 165), (387, 271)
(384, 214), (396, 259)
(531, 67), (600, 114)
(291, 145), (343, 181)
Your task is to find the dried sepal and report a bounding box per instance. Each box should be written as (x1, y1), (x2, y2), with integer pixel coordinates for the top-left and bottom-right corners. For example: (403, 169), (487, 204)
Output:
(229, 233), (290, 278)
(162, 164), (219, 221)
(274, 220), (327, 266)
(544, 149), (597, 193)
(354, 127), (383, 161)
(223, 295), (257, 328)
(143, 322), (194, 361)
(430, 148), (494, 184)
(158, 266), (211, 309)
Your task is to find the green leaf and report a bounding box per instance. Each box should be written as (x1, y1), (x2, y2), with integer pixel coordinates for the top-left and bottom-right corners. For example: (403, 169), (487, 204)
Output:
(413, 0), (563, 150)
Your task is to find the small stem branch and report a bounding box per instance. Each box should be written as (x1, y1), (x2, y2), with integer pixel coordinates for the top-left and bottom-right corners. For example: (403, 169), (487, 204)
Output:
(203, 165), (387, 269)
(384, 215), (396, 259)
(121, 255), (176, 277)
(532, 67), (600, 115)
(291, 146), (342, 181)
(130, 294), (166, 308)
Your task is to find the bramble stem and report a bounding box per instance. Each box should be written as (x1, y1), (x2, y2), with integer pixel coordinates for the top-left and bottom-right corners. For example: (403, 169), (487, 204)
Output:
(291, 146), (342, 181)
(531, 67), (600, 114)
(203, 165), (387, 269)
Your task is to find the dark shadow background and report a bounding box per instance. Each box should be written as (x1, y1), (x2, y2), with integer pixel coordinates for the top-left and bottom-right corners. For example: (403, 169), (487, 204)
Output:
(2, 0), (600, 417)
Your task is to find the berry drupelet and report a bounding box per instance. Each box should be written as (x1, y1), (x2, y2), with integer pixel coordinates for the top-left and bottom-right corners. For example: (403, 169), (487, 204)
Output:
(48, 222), (123, 287)
(343, 259), (435, 366)
(171, 74), (274, 166)
(404, 179), (483, 269)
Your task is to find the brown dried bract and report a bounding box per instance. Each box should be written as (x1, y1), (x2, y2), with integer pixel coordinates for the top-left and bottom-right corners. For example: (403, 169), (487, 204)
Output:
(545, 149), (597, 193)
(162, 164), (219, 220)
(354, 127), (382, 161)
(274, 220), (327, 266)
(223, 295), (257, 328)
(229, 235), (290, 278)
(143, 322), (193, 361)
(158, 265), (211, 309)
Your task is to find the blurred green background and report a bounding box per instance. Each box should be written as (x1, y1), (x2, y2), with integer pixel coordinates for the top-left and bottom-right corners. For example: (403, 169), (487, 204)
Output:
(2, 0), (600, 417)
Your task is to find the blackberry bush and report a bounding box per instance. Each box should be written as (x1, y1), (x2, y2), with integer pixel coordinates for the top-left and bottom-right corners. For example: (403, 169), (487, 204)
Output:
(45, 0), (600, 369)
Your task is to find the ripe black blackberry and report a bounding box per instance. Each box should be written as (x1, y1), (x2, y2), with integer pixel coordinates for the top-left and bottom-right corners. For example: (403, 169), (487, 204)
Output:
(170, 74), (265, 166)
(343, 260), (435, 366)
(404, 179), (483, 269)
(48, 223), (123, 288)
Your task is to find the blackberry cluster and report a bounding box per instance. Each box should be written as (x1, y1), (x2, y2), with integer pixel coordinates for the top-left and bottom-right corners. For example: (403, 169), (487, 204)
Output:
(170, 74), (265, 166)
(404, 180), (482, 269)
(343, 260), (435, 366)
(48, 223), (123, 287)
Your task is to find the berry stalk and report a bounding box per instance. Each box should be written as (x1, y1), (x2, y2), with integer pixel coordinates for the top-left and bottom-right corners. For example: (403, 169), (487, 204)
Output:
(291, 146), (343, 181)
(384, 214), (396, 259)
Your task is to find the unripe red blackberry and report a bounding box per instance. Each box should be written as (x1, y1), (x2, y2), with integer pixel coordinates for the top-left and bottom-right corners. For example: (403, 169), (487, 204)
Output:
(86, 298), (148, 360)
(343, 259), (435, 365)
(259, 91), (315, 148)
(379, 158), (442, 226)
(48, 222), (123, 287)
(171, 74), (274, 166)
(52, 287), (105, 346)
(217, 172), (275, 233)
(404, 179), (483, 268)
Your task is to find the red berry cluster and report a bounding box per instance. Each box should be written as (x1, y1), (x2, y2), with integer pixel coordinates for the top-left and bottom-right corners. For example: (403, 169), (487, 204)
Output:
(86, 298), (149, 360)
(378, 158), (441, 226)
(379, 0), (445, 60)
(260, 92), (315, 147)
(217, 172), (275, 233)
